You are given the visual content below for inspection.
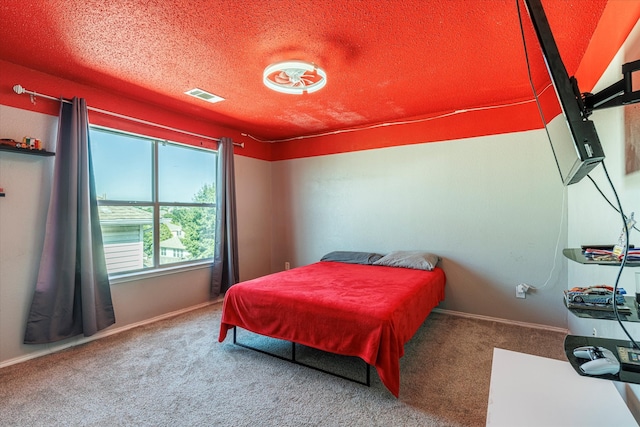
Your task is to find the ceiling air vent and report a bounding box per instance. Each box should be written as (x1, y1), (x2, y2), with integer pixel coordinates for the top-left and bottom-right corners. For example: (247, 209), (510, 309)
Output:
(184, 88), (225, 104)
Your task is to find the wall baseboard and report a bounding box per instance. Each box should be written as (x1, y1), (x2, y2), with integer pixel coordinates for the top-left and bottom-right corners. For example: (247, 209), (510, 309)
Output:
(432, 308), (570, 334)
(0, 299), (223, 369)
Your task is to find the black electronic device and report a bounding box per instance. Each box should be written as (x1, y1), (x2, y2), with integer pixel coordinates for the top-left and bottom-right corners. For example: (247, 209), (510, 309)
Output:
(523, 0), (605, 186)
(524, 0), (640, 186)
(617, 346), (640, 373)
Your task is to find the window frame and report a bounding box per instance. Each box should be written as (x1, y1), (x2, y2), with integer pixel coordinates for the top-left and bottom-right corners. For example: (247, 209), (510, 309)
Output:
(90, 125), (217, 282)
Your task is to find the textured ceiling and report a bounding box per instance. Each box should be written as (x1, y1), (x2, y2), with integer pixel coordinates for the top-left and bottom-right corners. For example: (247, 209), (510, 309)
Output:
(0, 0), (608, 142)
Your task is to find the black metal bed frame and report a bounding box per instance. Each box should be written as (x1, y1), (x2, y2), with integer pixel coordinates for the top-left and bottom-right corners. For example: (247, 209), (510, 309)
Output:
(232, 326), (371, 387)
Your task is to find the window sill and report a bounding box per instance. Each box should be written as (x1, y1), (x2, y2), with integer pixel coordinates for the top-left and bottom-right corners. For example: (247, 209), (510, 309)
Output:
(108, 260), (213, 285)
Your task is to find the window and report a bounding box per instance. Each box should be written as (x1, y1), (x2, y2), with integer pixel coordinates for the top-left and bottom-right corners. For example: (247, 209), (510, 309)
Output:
(90, 127), (217, 276)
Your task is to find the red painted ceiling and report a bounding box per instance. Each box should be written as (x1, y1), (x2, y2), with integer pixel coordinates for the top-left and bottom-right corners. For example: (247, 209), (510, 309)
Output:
(0, 0), (621, 143)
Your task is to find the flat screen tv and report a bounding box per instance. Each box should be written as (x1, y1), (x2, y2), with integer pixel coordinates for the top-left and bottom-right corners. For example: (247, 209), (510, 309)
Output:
(524, 0), (605, 186)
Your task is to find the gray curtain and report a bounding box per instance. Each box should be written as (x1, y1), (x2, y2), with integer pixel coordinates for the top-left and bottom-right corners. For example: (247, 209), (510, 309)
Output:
(24, 97), (115, 344)
(211, 137), (239, 296)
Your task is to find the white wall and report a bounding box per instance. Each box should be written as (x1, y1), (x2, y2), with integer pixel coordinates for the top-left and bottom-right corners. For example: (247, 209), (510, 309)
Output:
(235, 154), (273, 281)
(0, 106), (57, 364)
(271, 128), (570, 328)
(0, 105), (273, 366)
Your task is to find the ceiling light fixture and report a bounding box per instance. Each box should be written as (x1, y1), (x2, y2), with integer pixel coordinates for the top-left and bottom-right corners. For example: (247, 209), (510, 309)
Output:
(263, 60), (327, 95)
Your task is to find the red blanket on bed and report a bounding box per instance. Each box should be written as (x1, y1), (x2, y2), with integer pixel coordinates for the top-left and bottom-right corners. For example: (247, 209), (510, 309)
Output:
(218, 261), (446, 397)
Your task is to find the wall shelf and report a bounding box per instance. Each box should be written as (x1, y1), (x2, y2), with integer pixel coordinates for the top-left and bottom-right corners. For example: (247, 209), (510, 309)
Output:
(0, 145), (54, 157)
(567, 296), (640, 323)
(563, 248), (640, 267)
(564, 247), (640, 323)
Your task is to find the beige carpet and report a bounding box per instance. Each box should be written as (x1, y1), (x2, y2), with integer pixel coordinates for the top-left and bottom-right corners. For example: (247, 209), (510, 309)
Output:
(0, 303), (567, 426)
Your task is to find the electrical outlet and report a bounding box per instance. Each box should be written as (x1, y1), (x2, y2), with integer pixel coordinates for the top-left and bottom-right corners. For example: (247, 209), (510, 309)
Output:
(593, 328), (598, 337)
(285, 261), (290, 270)
(516, 284), (526, 299)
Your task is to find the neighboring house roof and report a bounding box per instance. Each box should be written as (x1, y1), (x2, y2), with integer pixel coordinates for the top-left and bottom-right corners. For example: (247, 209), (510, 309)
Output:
(161, 234), (187, 251)
(98, 205), (153, 225)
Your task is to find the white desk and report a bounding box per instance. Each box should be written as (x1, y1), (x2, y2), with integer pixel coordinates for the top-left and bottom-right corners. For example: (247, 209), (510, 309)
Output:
(486, 348), (637, 427)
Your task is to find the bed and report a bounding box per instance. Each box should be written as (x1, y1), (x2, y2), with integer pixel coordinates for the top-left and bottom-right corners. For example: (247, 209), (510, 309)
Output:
(218, 251), (446, 397)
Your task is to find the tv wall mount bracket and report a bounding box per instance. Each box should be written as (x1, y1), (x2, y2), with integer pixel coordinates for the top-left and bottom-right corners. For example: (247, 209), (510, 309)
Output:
(581, 59), (640, 116)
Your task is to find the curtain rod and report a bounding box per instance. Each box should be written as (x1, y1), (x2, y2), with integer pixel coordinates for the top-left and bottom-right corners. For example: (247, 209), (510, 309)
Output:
(12, 84), (244, 148)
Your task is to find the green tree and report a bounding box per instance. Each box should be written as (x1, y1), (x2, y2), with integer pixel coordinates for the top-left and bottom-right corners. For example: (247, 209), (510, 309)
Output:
(169, 184), (216, 260)
(143, 222), (173, 261)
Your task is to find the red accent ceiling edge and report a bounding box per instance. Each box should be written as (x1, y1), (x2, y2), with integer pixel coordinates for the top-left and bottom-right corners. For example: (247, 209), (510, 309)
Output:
(0, 56), (575, 163)
(270, 96), (560, 161)
(0, 60), (271, 161)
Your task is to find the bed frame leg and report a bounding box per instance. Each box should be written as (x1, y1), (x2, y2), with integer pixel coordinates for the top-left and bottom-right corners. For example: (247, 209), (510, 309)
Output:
(231, 327), (371, 388)
(366, 363), (371, 386)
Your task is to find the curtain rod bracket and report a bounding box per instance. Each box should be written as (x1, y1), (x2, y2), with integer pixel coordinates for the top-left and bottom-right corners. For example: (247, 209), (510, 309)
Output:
(13, 84), (36, 105)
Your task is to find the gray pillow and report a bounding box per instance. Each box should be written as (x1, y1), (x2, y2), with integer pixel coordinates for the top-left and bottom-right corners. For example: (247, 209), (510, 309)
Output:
(320, 251), (383, 265)
(373, 250), (440, 271)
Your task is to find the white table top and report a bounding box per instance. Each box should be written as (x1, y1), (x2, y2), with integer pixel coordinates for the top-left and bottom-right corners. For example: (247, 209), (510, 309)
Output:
(486, 348), (637, 427)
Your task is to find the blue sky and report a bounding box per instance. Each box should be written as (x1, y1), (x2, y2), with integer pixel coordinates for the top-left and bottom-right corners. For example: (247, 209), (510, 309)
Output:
(90, 128), (216, 203)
